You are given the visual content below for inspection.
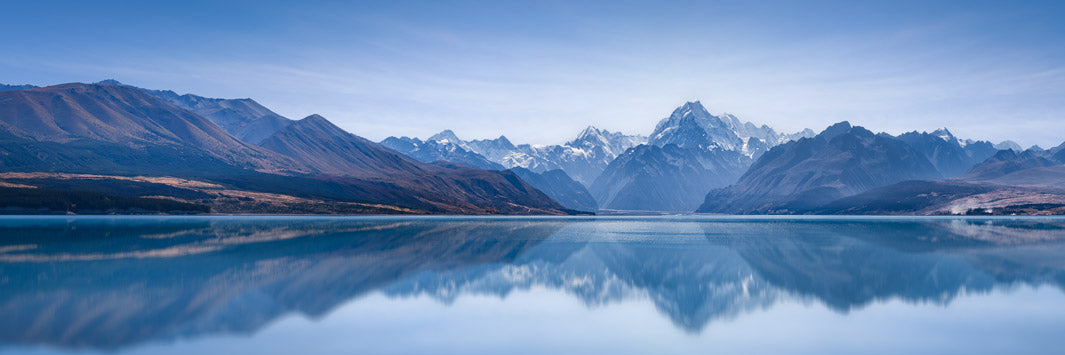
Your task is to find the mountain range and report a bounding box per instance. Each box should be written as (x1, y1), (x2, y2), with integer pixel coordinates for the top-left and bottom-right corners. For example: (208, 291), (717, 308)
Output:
(383, 126), (646, 187)
(0, 82), (576, 215)
(591, 101), (814, 211)
(699, 122), (1065, 215)
(1, 80), (1062, 215)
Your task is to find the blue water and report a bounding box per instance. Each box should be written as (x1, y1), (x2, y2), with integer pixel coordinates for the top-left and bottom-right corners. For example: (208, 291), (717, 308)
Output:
(2, 216), (1065, 354)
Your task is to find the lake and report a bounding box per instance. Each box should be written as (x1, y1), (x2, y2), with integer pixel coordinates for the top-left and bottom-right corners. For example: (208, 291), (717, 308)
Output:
(2, 216), (1064, 354)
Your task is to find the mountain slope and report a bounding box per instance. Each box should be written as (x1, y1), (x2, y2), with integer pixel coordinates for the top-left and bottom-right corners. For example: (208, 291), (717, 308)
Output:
(380, 135), (504, 170)
(0, 83), (299, 174)
(509, 167), (597, 212)
(962, 149), (1059, 181)
(698, 122), (942, 214)
(257, 115), (575, 214)
(0, 83), (573, 215)
(793, 144), (1065, 216)
(897, 128), (998, 177)
(97, 80), (293, 144)
(259, 114), (426, 178)
(591, 144), (749, 212)
(142, 90), (292, 144)
(590, 101), (811, 212)
(647, 101), (807, 158)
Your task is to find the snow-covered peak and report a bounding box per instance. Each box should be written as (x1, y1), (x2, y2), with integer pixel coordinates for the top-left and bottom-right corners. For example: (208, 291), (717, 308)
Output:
(783, 128), (816, 142)
(647, 101), (811, 158)
(931, 128), (956, 143)
(994, 140), (1023, 152)
(671, 101), (709, 118)
(428, 129), (462, 144)
(575, 126), (605, 141)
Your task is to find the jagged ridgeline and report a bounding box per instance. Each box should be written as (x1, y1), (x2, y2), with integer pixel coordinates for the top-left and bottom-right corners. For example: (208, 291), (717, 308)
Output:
(1, 81), (1062, 215)
(0, 81), (576, 215)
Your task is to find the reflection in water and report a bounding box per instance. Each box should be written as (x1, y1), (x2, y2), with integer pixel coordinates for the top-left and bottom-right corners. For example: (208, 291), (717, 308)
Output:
(1, 217), (1064, 351)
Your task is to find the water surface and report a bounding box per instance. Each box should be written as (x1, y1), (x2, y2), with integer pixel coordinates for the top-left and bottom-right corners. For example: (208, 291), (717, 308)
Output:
(2, 216), (1065, 354)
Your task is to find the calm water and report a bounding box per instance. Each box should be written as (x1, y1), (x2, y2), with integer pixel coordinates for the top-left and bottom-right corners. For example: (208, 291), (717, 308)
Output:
(2, 216), (1065, 354)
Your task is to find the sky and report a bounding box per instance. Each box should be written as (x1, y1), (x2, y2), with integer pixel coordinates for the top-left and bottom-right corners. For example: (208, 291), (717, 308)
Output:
(2, 0), (1065, 147)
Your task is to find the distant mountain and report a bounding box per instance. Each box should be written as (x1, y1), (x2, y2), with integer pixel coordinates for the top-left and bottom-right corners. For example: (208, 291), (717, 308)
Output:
(509, 167), (597, 212)
(259, 114), (426, 178)
(961, 148), (1060, 181)
(992, 140), (1024, 152)
(383, 127), (646, 187)
(896, 128), (998, 177)
(812, 163), (1065, 216)
(592, 101), (812, 212)
(555, 126), (648, 184)
(647, 101), (805, 158)
(0, 83), (299, 174)
(802, 141), (1065, 215)
(98, 80), (293, 144)
(257, 114), (574, 214)
(380, 134), (504, 170)
(698, 121), (941, 214)
(0, 83), (574, 215)
(0, 83), (38, 92)
(591, 144), (749, 212)
(1051, 141), (1065, 163)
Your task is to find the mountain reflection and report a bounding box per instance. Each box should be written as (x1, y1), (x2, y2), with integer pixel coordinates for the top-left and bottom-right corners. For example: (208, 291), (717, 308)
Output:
(2, 217), (1065, 349)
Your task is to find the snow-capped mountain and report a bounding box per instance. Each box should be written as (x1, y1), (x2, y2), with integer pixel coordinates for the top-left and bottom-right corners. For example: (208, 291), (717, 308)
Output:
(897, 128), (999, 177)
(383, 127), (646, 187)
(992, 140), (1024, 152)
(591, 101), (814, 211)
(568, 126), (647, 161)
(647, 101), (812, 159)
(380, 133), (504, 171)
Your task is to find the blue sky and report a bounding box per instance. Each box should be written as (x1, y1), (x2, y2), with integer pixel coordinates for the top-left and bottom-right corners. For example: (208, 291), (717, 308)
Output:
(3, 0), (1064, 147)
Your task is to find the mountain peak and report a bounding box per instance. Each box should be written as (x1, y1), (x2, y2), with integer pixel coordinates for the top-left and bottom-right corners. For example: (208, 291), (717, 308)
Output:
(672, 101), (709, 118)
(994, 140), (1023, 152)
(428, 129), (461, 143)
(817, 121), (853, 140)
(931, 128), (955, 141)
(575, 126), (606, 140)
(96, 79), (125, 86)
(294, 115), (346, 135)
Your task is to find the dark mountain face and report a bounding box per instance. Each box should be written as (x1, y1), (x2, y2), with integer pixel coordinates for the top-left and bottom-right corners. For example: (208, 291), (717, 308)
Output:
(0, 83), (300, 174)
(589, 101), (813, 212)
(1051, 141), (1065, 163)
(0, 83), (572, 215)
(896, 129), (998, 177)
(962, 149), (1059, 181)
(698, 122), (942, 214)
(380, 136), (504, 170)
(781, 141), (1065, 216)
(259, 114), (427, 178)
(509, 167), (597, 212)
(96, 80), (293, 145)
(145, 89), (293, 144)
(592, 144), (750, 212)
(257, 115), (574, 215)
